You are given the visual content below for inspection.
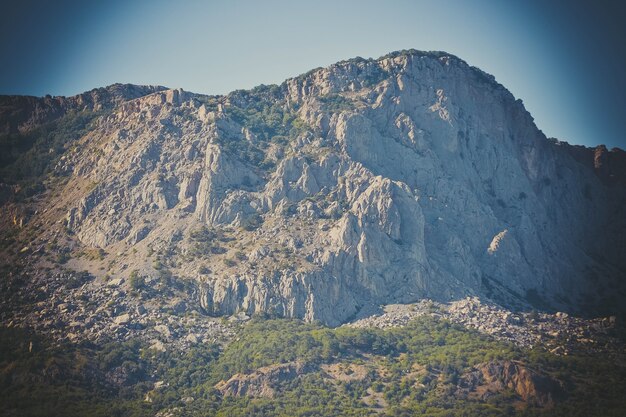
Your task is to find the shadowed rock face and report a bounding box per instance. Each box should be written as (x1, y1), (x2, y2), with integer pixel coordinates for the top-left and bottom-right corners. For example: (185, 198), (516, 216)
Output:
(2, 50), (625, 325)
(458, 360), (564, 407)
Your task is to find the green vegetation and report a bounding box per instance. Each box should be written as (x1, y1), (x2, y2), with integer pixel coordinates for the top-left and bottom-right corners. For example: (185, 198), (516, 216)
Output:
(1, 317), (625, 417)
(129, 270), (144, 291)
(188, 226), (227, 257)
(319, 94), (356, 113)
(225, 85), (303, 140)
(218, 87), (310, 168)
(223, 258), (236, 267)
(234, 251), (247, 261)
(0, 110), (103, 199)
(56, 251), (71, 264)
(78, 247), (107, 261)
(241, 213), (263, 231)
(66, 270), (92, 289)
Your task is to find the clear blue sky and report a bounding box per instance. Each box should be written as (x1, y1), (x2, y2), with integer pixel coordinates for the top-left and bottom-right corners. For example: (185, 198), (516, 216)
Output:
(1, 0), (625, 149)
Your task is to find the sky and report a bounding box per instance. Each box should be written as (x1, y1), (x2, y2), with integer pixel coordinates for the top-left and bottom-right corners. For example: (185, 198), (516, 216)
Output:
(1, 0), (625, 149)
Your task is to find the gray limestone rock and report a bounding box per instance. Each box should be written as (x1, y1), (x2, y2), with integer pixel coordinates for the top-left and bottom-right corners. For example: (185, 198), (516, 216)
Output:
(4, 50), (625, 326)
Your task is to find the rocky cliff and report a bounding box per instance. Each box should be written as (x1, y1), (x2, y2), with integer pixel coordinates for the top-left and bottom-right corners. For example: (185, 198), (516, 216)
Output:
(1, 50), (625, 326)
(457, 360), (564, 407)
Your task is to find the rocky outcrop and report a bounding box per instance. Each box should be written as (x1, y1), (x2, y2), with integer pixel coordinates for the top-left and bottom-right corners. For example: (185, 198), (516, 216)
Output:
(561, 142), (626, 185)
(215, 362), (313, 398)
(458, 360), (564, 407)
(198, 270), (360, 326)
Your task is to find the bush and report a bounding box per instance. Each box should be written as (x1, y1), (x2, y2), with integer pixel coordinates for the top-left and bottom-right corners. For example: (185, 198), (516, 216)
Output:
(129, 270), (144, 290)
(319, 94), (355, 113)
(56, 252), (70, 264)
(241, 214), (263, 231)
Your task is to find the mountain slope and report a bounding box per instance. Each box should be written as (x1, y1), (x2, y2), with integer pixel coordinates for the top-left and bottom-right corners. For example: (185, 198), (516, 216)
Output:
(1, 50), (625, 328)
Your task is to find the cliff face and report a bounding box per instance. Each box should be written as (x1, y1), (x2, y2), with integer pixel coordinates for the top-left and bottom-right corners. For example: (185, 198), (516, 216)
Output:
(2, 50), (625, 325)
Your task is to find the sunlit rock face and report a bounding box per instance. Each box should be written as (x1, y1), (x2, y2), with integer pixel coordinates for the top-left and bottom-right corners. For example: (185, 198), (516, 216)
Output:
(14, 50), (624, 325)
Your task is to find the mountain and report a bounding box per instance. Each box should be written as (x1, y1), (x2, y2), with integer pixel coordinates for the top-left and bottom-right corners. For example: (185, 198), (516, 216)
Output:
(1, 50), (625, 331)
(1, 49), (626, 417)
